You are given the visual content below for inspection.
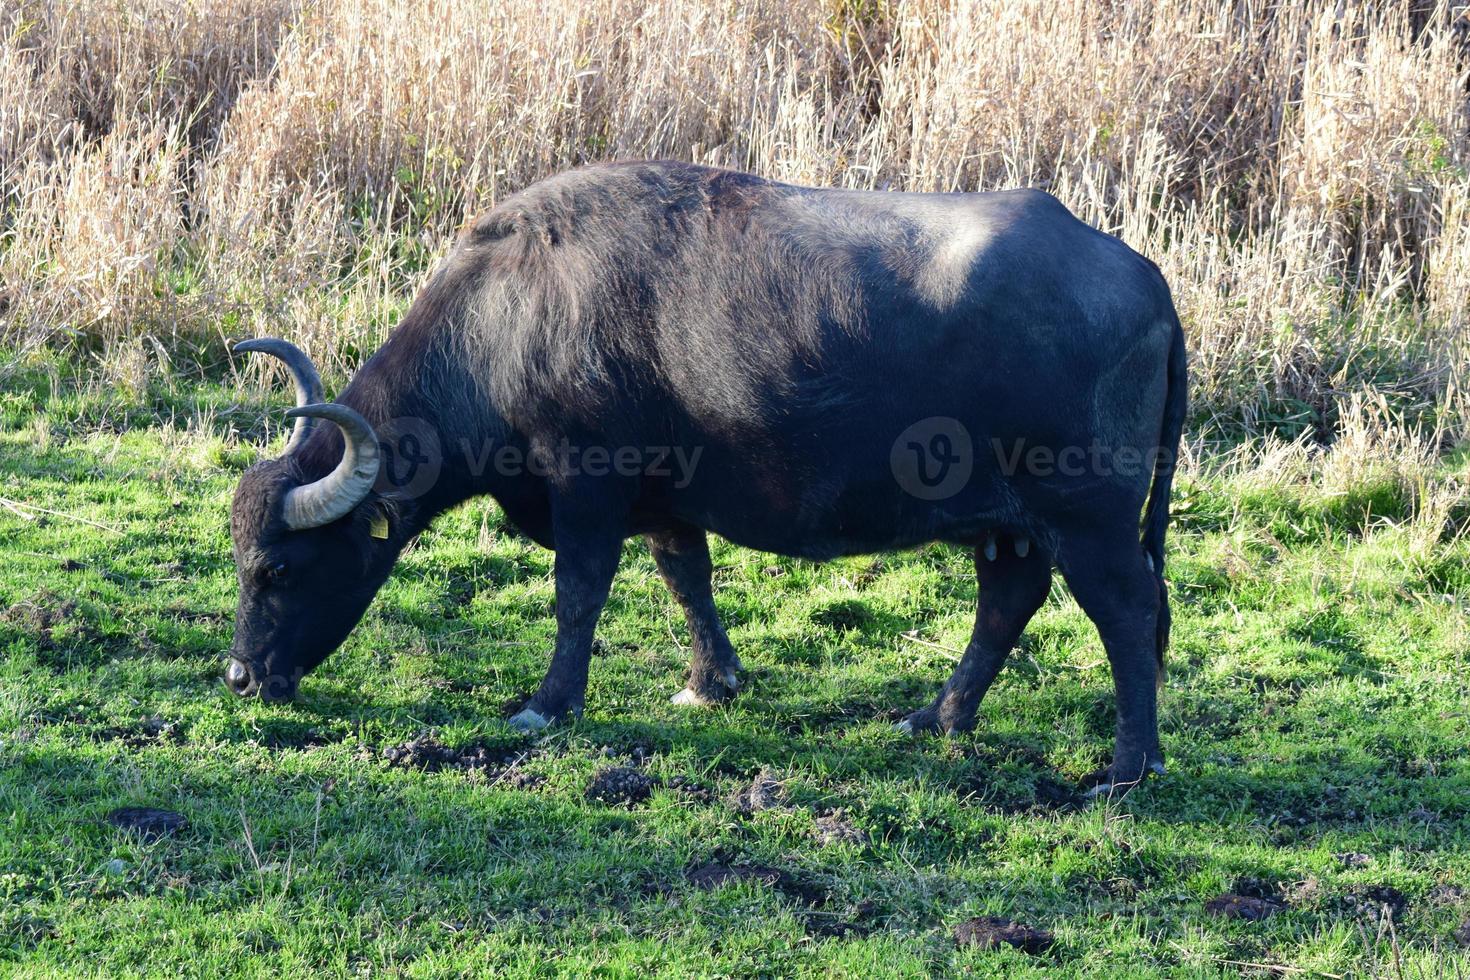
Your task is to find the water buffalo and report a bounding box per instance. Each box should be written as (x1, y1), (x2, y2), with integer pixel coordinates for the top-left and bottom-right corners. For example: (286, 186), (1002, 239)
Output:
(227, 160), (1186, 793)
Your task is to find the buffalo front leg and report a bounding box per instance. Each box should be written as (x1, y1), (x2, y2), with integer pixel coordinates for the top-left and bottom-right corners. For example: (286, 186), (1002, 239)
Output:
(899, 534), (1051, 735)
(1057, 529), (1166, 796)
(509, 511), (624, 733)
(647, 525), (742, 705)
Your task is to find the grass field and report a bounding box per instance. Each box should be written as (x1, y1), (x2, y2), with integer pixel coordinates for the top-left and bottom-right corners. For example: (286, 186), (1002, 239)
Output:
(3, 360), (1470, 978)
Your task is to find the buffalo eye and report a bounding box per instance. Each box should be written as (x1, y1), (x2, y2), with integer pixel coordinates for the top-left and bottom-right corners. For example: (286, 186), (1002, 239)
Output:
(262, 562), (288, 585)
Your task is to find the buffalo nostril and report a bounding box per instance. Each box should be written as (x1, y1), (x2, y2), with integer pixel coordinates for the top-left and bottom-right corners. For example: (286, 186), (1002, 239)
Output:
(226, 659), (255, 696)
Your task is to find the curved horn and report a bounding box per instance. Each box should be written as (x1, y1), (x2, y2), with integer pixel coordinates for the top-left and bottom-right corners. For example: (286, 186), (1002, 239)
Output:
(233, 339), (325, 453)
(279, 404), (381, 530)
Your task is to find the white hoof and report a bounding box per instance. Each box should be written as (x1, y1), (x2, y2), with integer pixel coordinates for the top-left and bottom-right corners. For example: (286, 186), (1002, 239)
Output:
(1084, 761), (1166, 799)
(507, 708), (551, 733)
(670, 687), (712, 707)
(894, 719), (914, 735)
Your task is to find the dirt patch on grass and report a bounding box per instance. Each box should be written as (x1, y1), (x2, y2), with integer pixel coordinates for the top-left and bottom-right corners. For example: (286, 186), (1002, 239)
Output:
(728, 767), (787, 815)
(665, 774), (715, 802)
(106, 807), (188, 839)
(579, 767), (716, 807)
(958, 769), (1085, 813)
(3, 594), (77, 632)
(96, 715), (183, 748)
(803, 899), (879, 940)
(685, 862), (828, 905)
(813, 810), (868, 847)
(1032, 775), (1085, 811)
(953, 916), (1054, 954)
(1205, 893), (1283, 921)
(385, 734), (535, 781)
(496, 769), (546, 791)
(1336, 884), (1409, 921)
(585, 766), (656, 806)
(2, 591), (95, 657)
(252, 721), (344, 750)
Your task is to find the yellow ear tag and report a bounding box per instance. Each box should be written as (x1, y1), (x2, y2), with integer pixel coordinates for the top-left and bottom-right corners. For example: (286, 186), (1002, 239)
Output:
(369, 508), (390, 540)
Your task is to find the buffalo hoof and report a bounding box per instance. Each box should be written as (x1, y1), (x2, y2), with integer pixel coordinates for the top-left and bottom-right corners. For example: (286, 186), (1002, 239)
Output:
(894, 709), (941, 736)
(896, 703), (975, 737)
(507, 707), (552, 733)
(1082, 760), (1167, 800)
(671, 665), (739, 707)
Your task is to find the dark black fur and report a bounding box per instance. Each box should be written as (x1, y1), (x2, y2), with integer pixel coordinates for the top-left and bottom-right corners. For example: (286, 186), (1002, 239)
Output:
(228, 161), (1186, 789)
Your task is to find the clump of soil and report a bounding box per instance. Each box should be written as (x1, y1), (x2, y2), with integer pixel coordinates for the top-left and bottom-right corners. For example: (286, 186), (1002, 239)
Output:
(1337, 884), (1409, 920)
(665, 774), (714, 803)
(1205, 894), (1283, 921)
(685, 862), (828, 905)
(381, 734), (514, 772)
(98, 716), (182, 748)
(728, 768), (786, 815)
(687, 863), (784, 890)
(804, 899), (878, 940)
(1428, 884), (1466, 905)
(597, 741), (654, 765)
(585, 766), (655, 806)
(953, 916), (1054, 954)
(1231, 876), (1286, 901)
(497, 769), (546, 791)
(1454, 919), (1470, 948)
(381, 734), (544, 789)
(262, 729), (335, 750)
(1032, 775), (1084, 811)
(804, 917), (868, 939)
(814, 810), (868, 847)
(2, 592), (86, 651)
(2, 593), (77, 633)
(106, 807), (188, 839)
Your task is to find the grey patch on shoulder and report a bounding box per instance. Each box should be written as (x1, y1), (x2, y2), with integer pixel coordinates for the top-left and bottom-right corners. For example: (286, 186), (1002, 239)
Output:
(913, 221), (990, 311)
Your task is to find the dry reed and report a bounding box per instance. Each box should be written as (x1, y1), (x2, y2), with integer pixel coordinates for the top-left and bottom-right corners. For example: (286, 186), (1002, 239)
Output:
(1, 0), (1466, 447)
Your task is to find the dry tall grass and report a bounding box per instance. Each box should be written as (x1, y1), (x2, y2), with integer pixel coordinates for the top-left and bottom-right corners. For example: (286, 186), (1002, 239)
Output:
(1, 0), (1467, 446)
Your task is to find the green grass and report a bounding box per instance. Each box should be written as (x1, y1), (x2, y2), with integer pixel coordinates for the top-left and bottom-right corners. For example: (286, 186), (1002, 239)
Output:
(3, 364), (1470, 977)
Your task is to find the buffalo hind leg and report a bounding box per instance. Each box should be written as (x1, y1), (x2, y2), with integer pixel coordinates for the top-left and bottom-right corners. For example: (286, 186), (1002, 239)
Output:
(647, 525), (742, 705)
(1057, 529), (1166, 796)
(899, 535), (1052, 735)
(509, 504), (624, 732)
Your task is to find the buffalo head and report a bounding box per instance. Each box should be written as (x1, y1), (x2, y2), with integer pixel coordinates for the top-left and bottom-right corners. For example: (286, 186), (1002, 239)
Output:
(225, 340), (398, 702)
